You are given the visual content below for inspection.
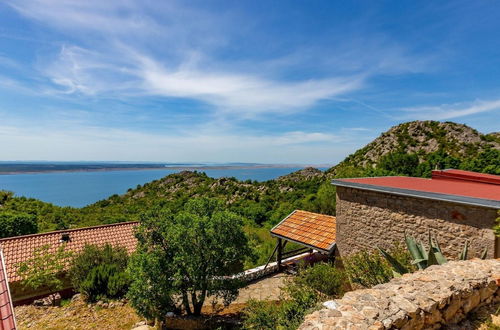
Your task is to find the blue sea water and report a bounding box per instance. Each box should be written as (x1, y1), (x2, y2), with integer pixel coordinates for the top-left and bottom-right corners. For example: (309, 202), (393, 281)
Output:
(0, 167), (319, 207)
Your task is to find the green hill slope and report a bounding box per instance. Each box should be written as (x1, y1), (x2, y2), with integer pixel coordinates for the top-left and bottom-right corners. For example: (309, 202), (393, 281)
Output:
(327, 120), (499, 178)
(1, 120), (498, 239)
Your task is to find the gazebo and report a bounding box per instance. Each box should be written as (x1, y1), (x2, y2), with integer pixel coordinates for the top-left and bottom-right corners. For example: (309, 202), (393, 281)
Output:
(269, 210), (337, 270)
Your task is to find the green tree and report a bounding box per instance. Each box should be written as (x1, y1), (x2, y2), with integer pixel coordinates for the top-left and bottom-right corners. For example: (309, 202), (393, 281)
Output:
(0, 211), (38, 238)
(17, 244), (73, 304)
(128, 198), (253, 322)
(378, 152), (419, 176)
(315, 183), (336, 215)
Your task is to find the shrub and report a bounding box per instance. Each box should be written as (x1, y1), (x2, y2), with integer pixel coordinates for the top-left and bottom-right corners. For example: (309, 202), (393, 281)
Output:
(243, 300), (280, 329)
(79, 264), (129, 302)
(293, 262), (347, 297)
(243, 262), (346, 329)
(342, 244), (414, 288)
(69, 244), (129, 302)
(0, 211), (38, 238)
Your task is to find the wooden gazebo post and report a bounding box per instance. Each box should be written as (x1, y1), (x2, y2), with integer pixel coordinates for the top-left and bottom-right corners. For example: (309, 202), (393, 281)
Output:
(276, 238), (283, 271)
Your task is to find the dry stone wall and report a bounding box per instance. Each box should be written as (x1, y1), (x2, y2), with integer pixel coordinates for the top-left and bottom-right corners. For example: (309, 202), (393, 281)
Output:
(335, 186), (498, 259)
(300, 259), (500, 330)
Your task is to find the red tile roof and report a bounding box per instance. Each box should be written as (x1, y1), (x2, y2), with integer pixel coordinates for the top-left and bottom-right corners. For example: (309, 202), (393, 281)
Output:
(0, 249), (16, 330)
(271, 210), (336, 252)
(333, 170), (500, 208)
(0, 222), (138, 283)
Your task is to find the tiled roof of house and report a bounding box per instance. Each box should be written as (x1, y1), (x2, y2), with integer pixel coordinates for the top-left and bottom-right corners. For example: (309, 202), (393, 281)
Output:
(333, 169), (500, 209)
(0, 222), (138, 283)
(0, 249), (16, 330)
(270, 210), (336, 253)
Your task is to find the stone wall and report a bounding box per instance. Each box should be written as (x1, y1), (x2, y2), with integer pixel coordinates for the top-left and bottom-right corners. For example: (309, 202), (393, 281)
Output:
(300, 259), (500, 329)
(335, 186), (498, 259)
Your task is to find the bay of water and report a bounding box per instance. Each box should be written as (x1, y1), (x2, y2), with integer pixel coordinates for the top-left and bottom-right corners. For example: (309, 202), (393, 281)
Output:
(0, 167), (316, 207)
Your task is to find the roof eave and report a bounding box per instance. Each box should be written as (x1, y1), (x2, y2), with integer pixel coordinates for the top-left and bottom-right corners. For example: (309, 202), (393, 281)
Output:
(332, 179), (500, 209)
(269, 231), (335, 254)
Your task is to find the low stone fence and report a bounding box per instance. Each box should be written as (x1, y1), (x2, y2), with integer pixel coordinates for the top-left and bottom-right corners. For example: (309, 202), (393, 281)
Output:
(300, 259), (500, 329)
(238, 251), (313, 283)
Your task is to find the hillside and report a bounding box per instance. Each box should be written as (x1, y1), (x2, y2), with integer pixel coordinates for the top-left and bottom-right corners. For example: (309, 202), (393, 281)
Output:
(0, 120), (498, 244)
(327, 120), (499, 178)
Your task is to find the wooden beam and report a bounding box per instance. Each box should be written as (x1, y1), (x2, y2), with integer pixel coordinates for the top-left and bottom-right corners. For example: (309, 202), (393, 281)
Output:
(282, 247), (310, 258)
(277, 238), (283, 271)
(264, 241), (280, 270)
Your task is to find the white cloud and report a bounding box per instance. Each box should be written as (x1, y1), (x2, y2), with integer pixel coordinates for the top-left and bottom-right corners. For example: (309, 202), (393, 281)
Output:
(6, 0), (432, 117)
(401, 98), (500, 120)
(0, 122), (351, 163)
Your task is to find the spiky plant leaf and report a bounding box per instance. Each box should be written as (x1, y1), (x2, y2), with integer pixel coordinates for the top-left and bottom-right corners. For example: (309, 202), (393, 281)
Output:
(480, 248), (488, 260)
(404, 235), (426, 270)
(430, 246), (447, 265)
(377, 247), (409, 276)
(427, 248), (440, 266)
(418, 242), (428, 260)
(459, 241), (469, 260)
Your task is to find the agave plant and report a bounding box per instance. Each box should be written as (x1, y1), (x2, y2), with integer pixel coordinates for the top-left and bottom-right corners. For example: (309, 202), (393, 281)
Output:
(379, 232), (487, 276)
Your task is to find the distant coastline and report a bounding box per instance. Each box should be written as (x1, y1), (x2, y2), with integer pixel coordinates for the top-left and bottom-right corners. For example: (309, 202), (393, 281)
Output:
(0, 163), (332, 175)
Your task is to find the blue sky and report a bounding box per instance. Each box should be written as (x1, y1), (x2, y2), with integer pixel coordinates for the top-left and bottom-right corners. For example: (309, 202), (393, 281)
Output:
(0, 1), (499, 164)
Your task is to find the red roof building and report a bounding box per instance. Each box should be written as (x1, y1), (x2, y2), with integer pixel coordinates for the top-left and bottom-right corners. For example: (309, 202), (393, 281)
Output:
(333, 169), (500, 208)
(332, 169), (500, 259)
(0, 222), (138, 303)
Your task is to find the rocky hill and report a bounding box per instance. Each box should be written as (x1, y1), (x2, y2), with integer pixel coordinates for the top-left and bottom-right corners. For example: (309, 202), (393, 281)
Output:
(327, 121), (499, 177)
(1, 120), (498, 239)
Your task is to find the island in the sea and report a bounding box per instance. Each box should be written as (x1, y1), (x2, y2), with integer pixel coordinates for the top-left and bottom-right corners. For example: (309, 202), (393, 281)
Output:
(0, 162), (332, 175)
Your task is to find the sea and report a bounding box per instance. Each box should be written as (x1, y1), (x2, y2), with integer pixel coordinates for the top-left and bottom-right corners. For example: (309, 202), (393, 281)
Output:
(0, 167), (322, 208)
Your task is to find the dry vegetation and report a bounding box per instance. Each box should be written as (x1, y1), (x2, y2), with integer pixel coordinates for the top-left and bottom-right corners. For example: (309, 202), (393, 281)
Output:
(15, 298), (142, 330)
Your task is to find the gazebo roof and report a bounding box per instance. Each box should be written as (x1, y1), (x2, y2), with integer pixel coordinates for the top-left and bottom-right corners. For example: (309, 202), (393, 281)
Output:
(270, 210), (336, 253)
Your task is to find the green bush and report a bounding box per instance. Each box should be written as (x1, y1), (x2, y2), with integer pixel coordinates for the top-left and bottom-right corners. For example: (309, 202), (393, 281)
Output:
(243, 285), (319, 330)
(69, 244), (129, 302)
(342, 244), (414, 288)
(0, 211), (38, 238)
(243, 262), (346, 329)
(80, 264), (129, 302)
(293, 262), (347, 297)
(243, 300), (281, 329)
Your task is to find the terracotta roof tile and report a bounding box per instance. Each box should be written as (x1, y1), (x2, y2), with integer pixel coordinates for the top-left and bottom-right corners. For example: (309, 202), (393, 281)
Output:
(270, 210), (336, 252)
(0, 249), (16, 330)
(0, 222), (138, 284)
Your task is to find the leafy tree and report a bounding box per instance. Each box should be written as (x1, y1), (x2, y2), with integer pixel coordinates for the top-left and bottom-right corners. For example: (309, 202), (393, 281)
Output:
(0, 190), (13, 205)
(315, 183), (336, 215)
(128, 198), (253, 322)
(17, 244), (73, 304)
(0, 211), (38, 238)
(378, 152), (419, 176)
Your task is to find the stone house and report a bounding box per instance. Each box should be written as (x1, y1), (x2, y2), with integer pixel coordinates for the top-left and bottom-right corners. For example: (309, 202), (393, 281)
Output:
(332, 169), (500, 259)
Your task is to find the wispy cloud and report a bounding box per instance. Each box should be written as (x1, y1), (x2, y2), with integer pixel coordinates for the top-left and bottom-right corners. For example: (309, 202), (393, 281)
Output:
(401, 99), (500, 120)
(6, 0), (433, 117)
(0, 120), (350, 163)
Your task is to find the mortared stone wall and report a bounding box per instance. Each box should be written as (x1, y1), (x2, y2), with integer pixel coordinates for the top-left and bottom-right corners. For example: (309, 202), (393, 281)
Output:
(335, 186), (498, 259)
